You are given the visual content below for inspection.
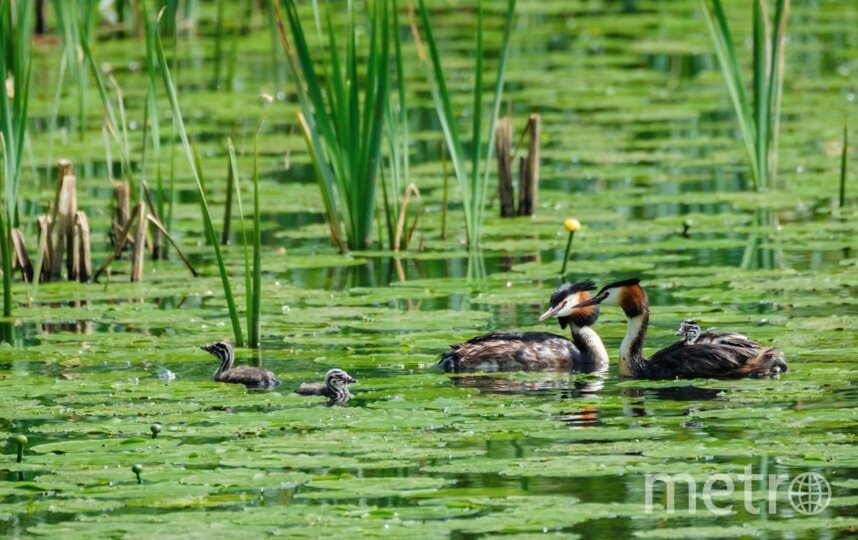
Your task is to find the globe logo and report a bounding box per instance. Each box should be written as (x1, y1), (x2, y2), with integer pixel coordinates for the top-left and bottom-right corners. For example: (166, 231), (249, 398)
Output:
(788, 472), (831, 515)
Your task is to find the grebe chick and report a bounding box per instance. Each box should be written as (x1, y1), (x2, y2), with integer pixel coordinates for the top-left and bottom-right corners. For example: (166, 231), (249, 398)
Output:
(676, 320), (754, 348)
(201, 341), (281, 390)
(295, 368), (356, 405)
(439, 281), (608, 373)
(572, 279), (787, 379)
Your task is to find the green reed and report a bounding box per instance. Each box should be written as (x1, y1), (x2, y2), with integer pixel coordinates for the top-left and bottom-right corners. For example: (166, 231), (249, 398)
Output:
(380, 3), (412, 251)
(840, 114), (848, 209)
(414, 0), (516, 250)
(53, 0), (96, 138)
(273, 0), (391, 252)
(1, 0), (33, 319)
(224, 101), (270, 349)
(146, 3), (244, 347)
(700, 0), (789, 192)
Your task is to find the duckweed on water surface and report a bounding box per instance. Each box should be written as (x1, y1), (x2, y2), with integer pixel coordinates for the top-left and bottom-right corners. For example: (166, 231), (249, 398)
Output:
(1, 0), (858, 538)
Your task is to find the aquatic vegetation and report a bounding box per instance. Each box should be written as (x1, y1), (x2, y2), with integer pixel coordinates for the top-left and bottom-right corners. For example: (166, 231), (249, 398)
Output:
(559, 217), (582, 277)
(699, 0), (789, 191)
(414, 0), (516, 250)
(0, 1), (856, 538)
(14, 435), (27, 463)
(131, 463), (143, 485)
(146, 4), (245, 346)
(0, 0), (32, 321)
(274, 0), (391, 252)
(840, 113), (849, 208)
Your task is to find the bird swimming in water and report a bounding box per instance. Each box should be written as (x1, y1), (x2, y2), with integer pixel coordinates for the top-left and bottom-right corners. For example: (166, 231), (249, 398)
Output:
(570, 278), (787, 379)
(201, 341), (281, 390)
(295, 368), (357, 405)
(439, 281), (608, 373)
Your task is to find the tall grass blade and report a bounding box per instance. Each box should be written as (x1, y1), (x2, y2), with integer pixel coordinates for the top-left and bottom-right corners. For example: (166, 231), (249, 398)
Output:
(841, 114), (849, 209)
(413, 0), (515, 249)
(700, 0), (760, 189)
(767, 0), (789, 186)
(146, 1), (244, 346)
(701, 0), (788, 192)
(273, 0), (390, 251)
(226, 138), (252, 345)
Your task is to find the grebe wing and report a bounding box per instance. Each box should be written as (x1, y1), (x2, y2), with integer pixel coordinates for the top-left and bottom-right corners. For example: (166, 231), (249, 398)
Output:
(695, 330), (753, 347)
(441, 332), (579, 372)
(459, 331), (570, 346)
(648, 343), (749, 378)
(649, 342), (785, 378)
(295, 382), (327, 395)
(218, 365), (279, 387)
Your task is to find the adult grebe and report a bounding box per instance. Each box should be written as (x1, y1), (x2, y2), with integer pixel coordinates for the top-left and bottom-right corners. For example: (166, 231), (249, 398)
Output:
(201, 341), (281, 390)
(295, 368), (357, 405)
(439, 281), (608, 372)
(571, 279), (787, 379)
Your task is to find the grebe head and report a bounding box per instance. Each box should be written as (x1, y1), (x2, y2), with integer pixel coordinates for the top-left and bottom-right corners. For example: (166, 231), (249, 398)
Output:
(202, 341), (235, 376)
(676, 320), (701, 340)
(201, 341), (234, 363)
(570, 278), (647, 318)
(325, 368), (357, 387)
(538, 280), (599, 328)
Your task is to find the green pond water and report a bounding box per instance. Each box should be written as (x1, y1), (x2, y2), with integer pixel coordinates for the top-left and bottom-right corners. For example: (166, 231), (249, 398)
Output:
(2, 0), (858, 537)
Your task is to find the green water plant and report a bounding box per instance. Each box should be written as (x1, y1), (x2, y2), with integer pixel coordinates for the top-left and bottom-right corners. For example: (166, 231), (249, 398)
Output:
(559, 218), (581, 277)
(53, 0), (96, 138)
(145, 3), (243, 346)
(0, 0), (32, 320)
(700, 0), (789, 191)
(15, 434), (27, 463)
(132, 463), (143, 484)
(840, 113), (848, 208)
(413, 0), (516, 250)
(273, 0), (391, 252)
(150, 423), (162, 439)
(380, 3), (415, 251)
(225, 96), (270, 348)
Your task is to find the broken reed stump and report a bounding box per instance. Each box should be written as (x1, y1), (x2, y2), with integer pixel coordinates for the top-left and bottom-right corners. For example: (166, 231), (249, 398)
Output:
(94, 201), (199, 282)
(9, 159), (197, 285)
(7, 160), (92, 284)
(496, 117), (516, 217)
(131, 203), (147, 282)
(36, 216), (53, 282)
(50, 172), (79, 280)
(75, 212), (92, 282)
(10, 229), (33, 282)
(111, 182), (132, 255)
(495, 114), (541, 217)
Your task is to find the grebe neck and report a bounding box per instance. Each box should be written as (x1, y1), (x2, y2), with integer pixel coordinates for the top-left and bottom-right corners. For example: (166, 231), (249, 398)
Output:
(214, 347), (235, 380)
(619, 309), (649, 377)
(571, 324), (609, 367)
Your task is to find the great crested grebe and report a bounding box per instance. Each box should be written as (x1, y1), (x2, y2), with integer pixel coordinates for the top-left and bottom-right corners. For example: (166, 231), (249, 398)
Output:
(201, 341), (281, 390)
(570, 279), (787, 379)
(439, 281), (608, 373)
(295, 368), (357, 405)
(676, 320), (754, 348)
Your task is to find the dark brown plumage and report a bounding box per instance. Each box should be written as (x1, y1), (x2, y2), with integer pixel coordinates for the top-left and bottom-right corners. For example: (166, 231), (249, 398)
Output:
(574, 279), (787, 379)
(201, 341), (281, 390)
(440, 281), (608, 373)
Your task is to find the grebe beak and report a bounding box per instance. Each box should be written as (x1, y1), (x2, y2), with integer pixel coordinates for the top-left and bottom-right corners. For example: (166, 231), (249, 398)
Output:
(570, 290), (609, 309)
(538, 304), (564, 322)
